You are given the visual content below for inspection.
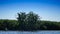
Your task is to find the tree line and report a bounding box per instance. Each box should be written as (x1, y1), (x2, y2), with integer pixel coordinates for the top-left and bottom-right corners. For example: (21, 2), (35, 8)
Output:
(0, 12), (60, 31)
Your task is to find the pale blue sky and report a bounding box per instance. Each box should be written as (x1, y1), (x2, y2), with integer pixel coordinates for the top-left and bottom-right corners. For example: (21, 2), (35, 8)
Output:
(0, 0), (60, 21)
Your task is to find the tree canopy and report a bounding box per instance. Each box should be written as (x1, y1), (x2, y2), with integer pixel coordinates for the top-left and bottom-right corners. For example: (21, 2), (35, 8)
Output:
(0, 11), (60, 31)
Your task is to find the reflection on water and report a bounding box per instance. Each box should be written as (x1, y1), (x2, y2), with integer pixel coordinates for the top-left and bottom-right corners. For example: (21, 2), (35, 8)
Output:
(0, 31), (60, 34)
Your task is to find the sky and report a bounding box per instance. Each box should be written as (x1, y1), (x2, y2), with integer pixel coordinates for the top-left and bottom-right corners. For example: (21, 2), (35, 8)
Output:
(0, 0), (60, 21)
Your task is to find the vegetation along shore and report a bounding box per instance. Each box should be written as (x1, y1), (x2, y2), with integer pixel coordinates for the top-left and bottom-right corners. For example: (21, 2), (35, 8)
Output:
(0, 12), (60, 31)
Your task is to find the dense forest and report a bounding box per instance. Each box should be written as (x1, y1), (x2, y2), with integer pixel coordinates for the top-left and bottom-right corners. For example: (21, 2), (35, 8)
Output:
(0, 12), (60, 31)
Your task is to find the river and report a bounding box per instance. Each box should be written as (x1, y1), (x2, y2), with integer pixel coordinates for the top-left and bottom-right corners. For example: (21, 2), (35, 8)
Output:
(0, 31), (60, 34)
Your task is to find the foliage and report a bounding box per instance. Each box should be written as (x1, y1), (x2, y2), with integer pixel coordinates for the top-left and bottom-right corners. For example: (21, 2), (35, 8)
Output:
(0, 11), (60, 31)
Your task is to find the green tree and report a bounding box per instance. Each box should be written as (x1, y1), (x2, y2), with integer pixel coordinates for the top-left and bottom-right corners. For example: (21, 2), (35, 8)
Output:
(17, 12), (27, 30)
(27, 12), (40, 30)
(17, 11), (40, 30)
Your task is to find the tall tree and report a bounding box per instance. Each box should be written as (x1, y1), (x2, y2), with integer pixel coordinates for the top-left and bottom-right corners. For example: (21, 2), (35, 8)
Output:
(17, 11), (40, 30)
(27, 12), (40, 30)
(17, 12), (27, 30)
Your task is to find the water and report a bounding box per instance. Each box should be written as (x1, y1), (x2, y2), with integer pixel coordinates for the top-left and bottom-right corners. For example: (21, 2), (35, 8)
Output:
(0, 31), (60, 34)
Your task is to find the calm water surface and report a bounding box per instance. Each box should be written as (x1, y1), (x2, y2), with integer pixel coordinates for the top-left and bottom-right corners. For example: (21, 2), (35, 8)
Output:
(0, 31), (60, 34)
